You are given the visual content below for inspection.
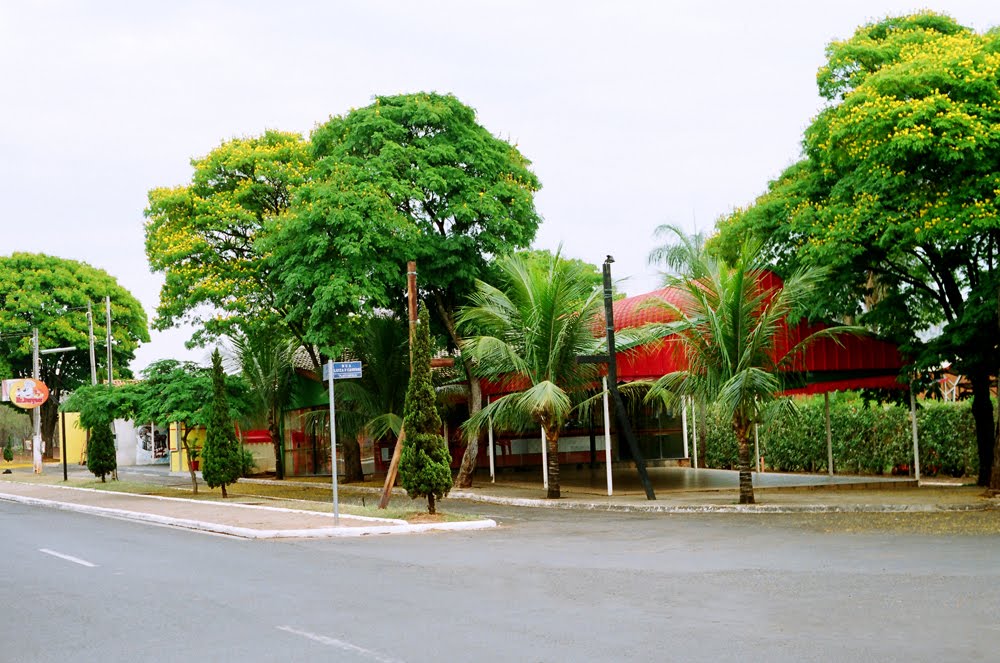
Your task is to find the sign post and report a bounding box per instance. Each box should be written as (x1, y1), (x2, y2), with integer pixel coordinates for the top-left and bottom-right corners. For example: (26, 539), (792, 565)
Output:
(324, 360), (363, 525)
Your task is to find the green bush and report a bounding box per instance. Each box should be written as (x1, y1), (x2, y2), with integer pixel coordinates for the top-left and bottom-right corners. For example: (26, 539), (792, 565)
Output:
(240, 448), (256, 478)
(699, 394), (979, 477)
(87, 421), (118, 481)
(399, 307), (452, 513)
(202, 350), (243, 496)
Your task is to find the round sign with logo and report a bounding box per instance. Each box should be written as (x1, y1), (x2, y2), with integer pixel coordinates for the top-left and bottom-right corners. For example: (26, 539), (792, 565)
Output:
(7, 378), (50, 409)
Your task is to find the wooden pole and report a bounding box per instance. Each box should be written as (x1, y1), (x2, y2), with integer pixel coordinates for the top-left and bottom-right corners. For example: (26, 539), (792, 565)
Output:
(378, 261), (418, 509)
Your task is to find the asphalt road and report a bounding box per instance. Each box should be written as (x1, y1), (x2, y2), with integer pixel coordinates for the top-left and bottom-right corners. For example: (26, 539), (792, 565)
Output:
(3, 500), (998, 663)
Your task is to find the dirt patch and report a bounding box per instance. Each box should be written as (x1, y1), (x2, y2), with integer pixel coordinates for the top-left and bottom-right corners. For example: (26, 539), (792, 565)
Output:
(406, 512), (447, 524)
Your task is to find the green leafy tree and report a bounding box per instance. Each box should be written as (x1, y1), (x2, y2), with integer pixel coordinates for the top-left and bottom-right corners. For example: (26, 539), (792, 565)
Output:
(459, 251), (603, 499)
(714, 13), (1000, 487)
(3, 440), (13, 463)
(0, 253), (149, 455)
(228, 324), (298, 480)
(399, 307), (452, 514)
(61, 384), (135, 431)
(0, 407), (31, 456)
(86, 419), (117, 482)
(643, 237), (854, 504)
(202, 350), (243, 497)
(144, 130), (315, 355)
(128, 359), (251, 494)
(267, 93), (542, 487)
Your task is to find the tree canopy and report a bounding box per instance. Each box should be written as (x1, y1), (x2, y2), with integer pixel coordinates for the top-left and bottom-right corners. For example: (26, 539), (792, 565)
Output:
(0, 252), (149, 449)
(131, 358), (250, 493)
(714, 12), (1000, 486)
(267, 92), (542, 352)
(144, 130), (312, 346)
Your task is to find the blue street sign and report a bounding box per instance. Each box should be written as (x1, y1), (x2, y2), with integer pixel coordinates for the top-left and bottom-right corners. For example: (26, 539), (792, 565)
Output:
(323, 360), (363, 381)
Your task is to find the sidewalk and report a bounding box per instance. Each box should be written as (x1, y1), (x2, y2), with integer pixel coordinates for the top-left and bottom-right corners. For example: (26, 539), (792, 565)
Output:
(0, 478), (496, 539)
(1, 464), (996, 539)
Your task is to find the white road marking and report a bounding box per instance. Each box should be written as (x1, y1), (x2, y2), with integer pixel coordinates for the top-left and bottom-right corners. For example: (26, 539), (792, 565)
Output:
(277, 625), (405, 663)
(39, 548), (97, 568)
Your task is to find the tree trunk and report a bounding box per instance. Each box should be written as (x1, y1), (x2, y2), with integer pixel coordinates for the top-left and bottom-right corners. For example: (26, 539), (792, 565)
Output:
(182, 429), (198, 495)
(269, 413), (284, 480)
(428, 492), (436, 515)
(342, 434), (364, 483)
(734, 418), (755, 504)
(221, 484), (228, 498)
(990, 412), (1000, 492)
(455, 378), (481, 488)
(434, 295), (481, 488)
(991, 287), (1000, 492)
(546, 426), (561, 499)
(40, 397), (59, 459)
(969, 370), (995, 487)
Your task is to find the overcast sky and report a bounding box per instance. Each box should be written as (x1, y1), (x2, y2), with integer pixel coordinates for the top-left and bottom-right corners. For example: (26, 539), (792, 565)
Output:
(1, 1), (995, 371)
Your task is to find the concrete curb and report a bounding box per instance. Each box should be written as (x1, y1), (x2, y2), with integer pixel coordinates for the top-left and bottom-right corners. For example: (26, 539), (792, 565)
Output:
(0, 491), (497, 539)
(448, 490), (998, 513)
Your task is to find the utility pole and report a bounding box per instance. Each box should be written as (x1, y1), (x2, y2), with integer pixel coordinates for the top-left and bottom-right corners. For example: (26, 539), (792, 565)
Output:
(32, 328), (42, 474)
(105, 296), (112, 384)
(601, 257), (655, 500)
(578, 258), (656, 500)
(87, 301), (97, 385)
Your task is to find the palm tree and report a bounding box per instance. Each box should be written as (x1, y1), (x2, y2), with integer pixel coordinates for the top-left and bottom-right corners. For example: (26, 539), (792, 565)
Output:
(648, 224), (712, 467)
(648, 223), (710, 281)
(334, 314), (410, 479)
(458, 251), (603, 499)
(643, 236), (852, 504)
(228, 324), (298, 480)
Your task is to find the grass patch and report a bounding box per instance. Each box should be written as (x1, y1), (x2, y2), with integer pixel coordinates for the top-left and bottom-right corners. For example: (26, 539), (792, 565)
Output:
(1, 470), (479, 522)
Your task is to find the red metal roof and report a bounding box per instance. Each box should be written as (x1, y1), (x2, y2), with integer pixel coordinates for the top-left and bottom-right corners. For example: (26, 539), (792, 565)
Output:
(481, 271), (906, 396)
(612, 272), (906, 393)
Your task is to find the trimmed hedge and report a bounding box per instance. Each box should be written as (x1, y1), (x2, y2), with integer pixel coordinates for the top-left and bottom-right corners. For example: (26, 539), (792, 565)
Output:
(702, 394), (979, 478)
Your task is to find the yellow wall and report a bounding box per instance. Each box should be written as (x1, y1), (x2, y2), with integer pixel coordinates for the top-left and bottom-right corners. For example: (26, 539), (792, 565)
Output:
(59, 412), (88, 466)
(169, 423), (206, 472)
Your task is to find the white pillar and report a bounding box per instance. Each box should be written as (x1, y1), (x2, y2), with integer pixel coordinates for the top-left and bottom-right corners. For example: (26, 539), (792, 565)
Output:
(754, 424), (761, 473)
(540, 426), (548, 490)
(487, 396), (495, 483)
(825, 392), (833, 477)
(690, 397), (698, 470)
(681, 395), (689, 460)
(32, 328), (42, 474)
(910, 386), (921, 482)
(603, 376), (613, 496)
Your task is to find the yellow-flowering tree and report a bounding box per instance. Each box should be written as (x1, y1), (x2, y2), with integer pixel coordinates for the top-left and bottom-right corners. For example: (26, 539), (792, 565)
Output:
(144, 130), (313, 351)
(716, 13), (1000, 487)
